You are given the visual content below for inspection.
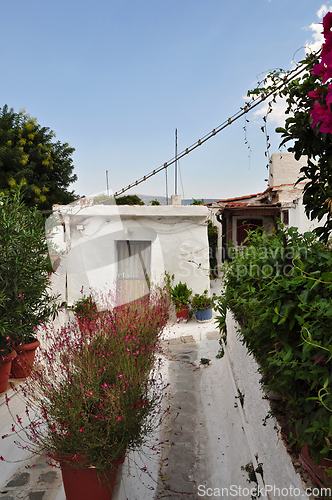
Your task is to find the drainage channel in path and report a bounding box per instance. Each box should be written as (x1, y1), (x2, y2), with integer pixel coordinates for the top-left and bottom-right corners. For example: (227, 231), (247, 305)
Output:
(156, 335), (205, 500)
(156, 333), (252, 500)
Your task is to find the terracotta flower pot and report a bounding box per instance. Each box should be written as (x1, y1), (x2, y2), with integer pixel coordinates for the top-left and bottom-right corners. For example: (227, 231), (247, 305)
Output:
(175, 305), (189, 322)
(299, 444), (332, 489)
(59, 454), (125, 500)
(0, 350), (17, 393)
(11, 340), (40, 379)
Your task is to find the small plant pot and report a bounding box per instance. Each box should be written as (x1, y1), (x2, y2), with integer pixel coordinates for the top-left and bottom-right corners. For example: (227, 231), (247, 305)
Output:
(175, 305), (189, 322)
(299, 444), (332, 489)
(195, 307), (213, 323)
(0, 351), (17, 393)
(59, 454), (125, 500)
(11, 340), (40, 379)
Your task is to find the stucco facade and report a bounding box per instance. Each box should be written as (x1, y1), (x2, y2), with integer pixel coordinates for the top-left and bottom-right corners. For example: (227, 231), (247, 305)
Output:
(48, 203), (210, 305)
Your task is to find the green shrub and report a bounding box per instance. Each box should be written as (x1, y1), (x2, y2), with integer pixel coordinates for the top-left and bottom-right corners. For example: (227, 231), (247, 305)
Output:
(218, 225), (332, 463)
(0, 186), (61, 348)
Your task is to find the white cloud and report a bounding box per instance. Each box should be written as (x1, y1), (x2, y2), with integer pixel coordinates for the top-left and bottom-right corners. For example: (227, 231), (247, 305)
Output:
(246, 74), (289, 128)
(253, 97), (288, 127)
(318, 4), (330, 18)
(305, 4), (332, 53)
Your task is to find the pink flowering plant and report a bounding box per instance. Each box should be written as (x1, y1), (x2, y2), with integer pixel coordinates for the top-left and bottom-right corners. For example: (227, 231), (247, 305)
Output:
(4, 286), (170, 474)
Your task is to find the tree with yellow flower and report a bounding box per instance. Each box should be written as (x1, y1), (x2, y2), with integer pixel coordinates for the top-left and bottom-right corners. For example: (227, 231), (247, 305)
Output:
(0, 105), (78, 210)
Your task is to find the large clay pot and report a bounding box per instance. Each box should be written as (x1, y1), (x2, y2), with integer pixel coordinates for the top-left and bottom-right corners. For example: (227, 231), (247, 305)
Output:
(11, 340), (40, 379)
(59, 454), (125, 500)
(0, 351), (17, 393)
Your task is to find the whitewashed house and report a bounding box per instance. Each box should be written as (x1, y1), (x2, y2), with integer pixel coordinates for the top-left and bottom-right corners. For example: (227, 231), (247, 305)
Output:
(47, 199), (210, 306)
(206, 153), (324, 266)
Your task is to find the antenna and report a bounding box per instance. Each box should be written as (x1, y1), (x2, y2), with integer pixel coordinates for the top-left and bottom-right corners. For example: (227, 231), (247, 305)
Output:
(106, 171), (109, 196)
(165, 166), (169, 205)
(175, 129), (178, 195)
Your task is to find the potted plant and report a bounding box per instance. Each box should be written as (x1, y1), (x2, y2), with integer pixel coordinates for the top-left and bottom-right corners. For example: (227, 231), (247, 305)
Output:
(191, 290), (213, 323)
(170, 281), (192, 322)
(73, 293), (99, 333)
(5, 286), (170, 500)
(0, 186), (62, 378)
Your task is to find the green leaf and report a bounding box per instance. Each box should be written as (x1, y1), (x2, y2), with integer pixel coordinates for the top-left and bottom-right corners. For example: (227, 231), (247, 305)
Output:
(283, 346), (293, 362)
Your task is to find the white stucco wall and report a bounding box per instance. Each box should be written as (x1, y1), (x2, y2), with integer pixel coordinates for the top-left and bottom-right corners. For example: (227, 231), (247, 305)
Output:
(48, 204), (210, 305)
(269, 153), (307, 187)
(226, 312), (309, 499)
(288, 197), (326, 234)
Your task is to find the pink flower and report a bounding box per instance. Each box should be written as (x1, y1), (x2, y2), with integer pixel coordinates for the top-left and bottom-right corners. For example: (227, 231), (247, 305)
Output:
(314, 355), (325, 365)
(320, 109), (332, 133)
(117, 416), (121, 421)
(308, 89), (322, 100)
(323, 12), (332, 37)
(322, 35), (332, 57)
(311, 61), (326, 78)
(326, 89), (332, 106)
(310, 102), (328, 129)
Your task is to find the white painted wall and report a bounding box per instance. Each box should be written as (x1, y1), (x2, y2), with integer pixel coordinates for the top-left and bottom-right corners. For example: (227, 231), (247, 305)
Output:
(269, 153), (307, 187)
(49, 204), (210, 305)
(288, 197), (326, 234)
(226, 312), (309, 499)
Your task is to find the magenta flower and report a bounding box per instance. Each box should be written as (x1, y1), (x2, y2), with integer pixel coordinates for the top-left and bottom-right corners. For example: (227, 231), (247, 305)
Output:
(323, 12), (332, 37)
(312, 61), (326, 78)
(322, 34), (332, 57)
(326, 89), (332, 106)
(310, 102), (328, 128)
(319, 108), (332, 133)
(308, 89), (322, 100)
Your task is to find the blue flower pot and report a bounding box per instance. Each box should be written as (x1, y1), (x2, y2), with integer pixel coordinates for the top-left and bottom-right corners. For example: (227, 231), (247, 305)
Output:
(195, 307), (213, 323)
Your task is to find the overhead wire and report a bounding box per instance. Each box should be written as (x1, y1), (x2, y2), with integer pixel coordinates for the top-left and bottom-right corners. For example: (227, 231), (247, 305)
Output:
(113, 53), (320, 198)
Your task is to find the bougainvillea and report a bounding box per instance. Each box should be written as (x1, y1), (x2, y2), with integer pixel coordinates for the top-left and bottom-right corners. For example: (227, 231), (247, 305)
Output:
(246, 12), (332, 242)
(309, 12), (332, 133)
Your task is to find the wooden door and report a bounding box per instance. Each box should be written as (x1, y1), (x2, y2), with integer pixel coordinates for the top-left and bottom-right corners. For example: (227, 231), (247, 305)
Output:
(116, 240), (151, 305)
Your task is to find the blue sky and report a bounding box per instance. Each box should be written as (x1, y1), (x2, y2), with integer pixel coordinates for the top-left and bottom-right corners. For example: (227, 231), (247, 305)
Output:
(0, 0), (329, 201)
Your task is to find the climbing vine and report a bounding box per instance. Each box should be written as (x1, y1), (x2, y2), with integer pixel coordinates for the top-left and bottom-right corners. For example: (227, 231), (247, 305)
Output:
(247, 12), (332, 242)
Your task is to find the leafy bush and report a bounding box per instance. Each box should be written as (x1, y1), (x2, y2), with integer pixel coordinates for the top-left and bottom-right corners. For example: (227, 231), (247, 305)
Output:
(219, 225), (332, 463)
(0, 186), (61, 348)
